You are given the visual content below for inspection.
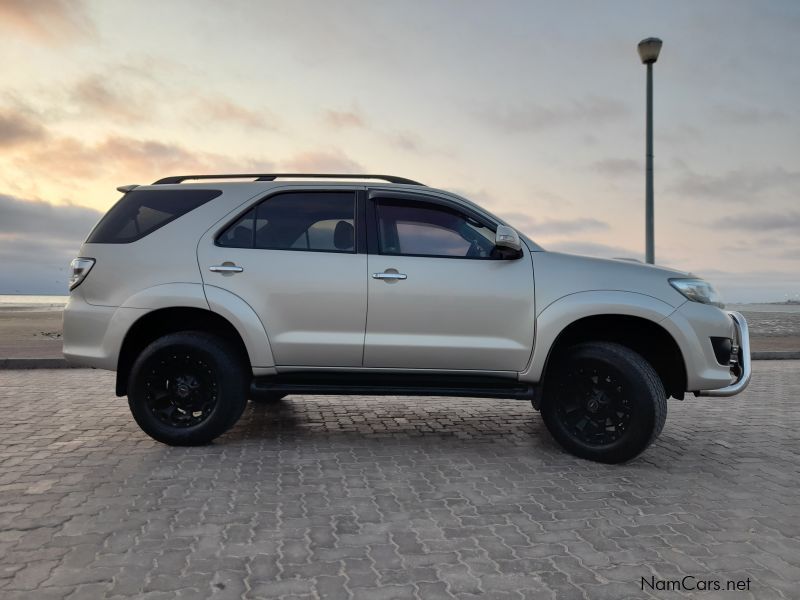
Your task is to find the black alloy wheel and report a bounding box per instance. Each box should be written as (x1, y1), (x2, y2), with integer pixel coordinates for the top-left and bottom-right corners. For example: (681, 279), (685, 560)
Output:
(143, 350), (218, 428)
(541, 341), (667, 463)
(554, 358), (634, 446)
(128, 331), (249, 446)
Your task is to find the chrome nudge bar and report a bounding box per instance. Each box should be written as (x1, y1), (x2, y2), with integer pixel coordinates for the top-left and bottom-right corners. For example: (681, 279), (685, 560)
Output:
(696, 311), (751, 397)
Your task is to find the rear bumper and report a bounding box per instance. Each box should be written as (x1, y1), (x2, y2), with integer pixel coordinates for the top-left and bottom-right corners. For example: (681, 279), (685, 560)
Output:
(63, 291), (116, 369)
(695, 311), (751, 397)
(62, 291), (146, 371)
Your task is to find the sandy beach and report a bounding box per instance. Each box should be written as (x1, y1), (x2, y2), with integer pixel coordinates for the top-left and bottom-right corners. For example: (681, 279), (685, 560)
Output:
(1, 297), (798, 359)
(0, 305), (66, 359)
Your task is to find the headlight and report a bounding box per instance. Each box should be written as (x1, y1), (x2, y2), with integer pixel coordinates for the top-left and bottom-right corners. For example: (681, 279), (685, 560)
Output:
(669, 278), (724, 308)
(69, 257), (95, 290)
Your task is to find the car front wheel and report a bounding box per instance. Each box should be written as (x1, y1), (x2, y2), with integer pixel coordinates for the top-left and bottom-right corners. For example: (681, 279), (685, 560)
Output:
(541, 341), (667, 464)
(127, 331), (249, 446)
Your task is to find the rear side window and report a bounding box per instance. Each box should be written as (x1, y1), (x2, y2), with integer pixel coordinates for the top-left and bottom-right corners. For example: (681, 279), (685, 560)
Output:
(217, 191), (356, 253)
(217, 208), (256, 248)
(86, 189), (221, 244)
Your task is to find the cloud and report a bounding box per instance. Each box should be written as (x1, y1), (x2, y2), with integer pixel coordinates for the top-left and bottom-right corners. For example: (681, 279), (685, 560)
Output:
(8, 129), (363, 197)
(0, 0), (94, 43)
(712, 104), (790, 125)
(95, 137), (205, 176)
(15, 134), (275, 183)
(324, 108), (366, 129)
(719, 238), (800, 267)
(712, 211), (800, 232)
(18, 136), (191, 180)
(689, 267), (800, 303)
(281, 150), (364, 173)
(0, 192), (100, 239)
(0, 236), (76, 294)
(0, 192), (102, 293)
(69, 75), (152, 123)
(500, 212), (610, 236)
(195, 97), (279, 130)
(387, 131), (422, 152)
(546, 240), (642, 260)
(322, 108), (440, 155)
(480, 96), (629, 133)
(669, 167), (800, 202)
(591, 158), (640, 176)
(447, 187), (570, 215)
(0, 107), (48, 148)
(659, 124), (703, 144)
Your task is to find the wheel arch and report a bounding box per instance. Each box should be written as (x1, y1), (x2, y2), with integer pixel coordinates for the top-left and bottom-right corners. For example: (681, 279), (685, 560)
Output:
(524, 292), (687, 402)
(115, 306), (259, 397)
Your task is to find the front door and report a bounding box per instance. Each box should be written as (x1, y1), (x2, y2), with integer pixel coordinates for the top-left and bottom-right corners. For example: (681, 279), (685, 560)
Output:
(364, 192), (535, 371)
(198, 188), (367, 367)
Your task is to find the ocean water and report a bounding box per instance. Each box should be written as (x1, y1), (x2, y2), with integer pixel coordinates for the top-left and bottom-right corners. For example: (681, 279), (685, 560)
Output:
(729, 303), (800, 337)
(0, 295), (70, 308)
(729, 303), (800, 314)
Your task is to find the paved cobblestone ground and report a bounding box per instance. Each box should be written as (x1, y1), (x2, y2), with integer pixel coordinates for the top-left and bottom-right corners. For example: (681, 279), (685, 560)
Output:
(0, 362), (798, 600)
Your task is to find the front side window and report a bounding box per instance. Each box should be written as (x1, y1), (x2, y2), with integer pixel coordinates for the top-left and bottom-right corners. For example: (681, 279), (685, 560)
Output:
(376, 200), (496, 258)
(217, 191), (356, 252)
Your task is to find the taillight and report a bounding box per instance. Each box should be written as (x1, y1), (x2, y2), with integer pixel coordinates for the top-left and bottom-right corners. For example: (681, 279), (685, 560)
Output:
(69, 257), (95, 290)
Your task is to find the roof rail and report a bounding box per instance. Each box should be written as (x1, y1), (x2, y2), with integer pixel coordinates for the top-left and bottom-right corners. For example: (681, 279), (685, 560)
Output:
(152, 173), (425, 186)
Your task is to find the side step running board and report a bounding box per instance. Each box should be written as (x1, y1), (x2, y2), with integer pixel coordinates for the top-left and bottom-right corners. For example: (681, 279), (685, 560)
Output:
(250, 374), (535, 401)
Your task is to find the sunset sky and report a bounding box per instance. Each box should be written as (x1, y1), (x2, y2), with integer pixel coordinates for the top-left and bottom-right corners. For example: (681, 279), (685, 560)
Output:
(0, 0), (798, 301)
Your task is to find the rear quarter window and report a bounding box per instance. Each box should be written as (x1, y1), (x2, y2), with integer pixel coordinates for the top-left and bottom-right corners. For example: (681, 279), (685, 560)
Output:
(86, 189), (221, 244)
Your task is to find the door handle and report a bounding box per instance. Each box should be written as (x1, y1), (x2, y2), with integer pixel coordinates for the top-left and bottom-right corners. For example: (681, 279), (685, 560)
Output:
(209, 264), (244, 273)
(372, 272), (407, 280)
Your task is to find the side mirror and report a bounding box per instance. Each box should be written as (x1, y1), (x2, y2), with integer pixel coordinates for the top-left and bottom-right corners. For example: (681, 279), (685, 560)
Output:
(495, 225), (522, 252)
(493, 225), (523, 259)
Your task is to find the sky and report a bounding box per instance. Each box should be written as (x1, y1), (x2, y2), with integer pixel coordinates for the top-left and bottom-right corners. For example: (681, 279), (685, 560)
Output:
(0, 0), (798, 301)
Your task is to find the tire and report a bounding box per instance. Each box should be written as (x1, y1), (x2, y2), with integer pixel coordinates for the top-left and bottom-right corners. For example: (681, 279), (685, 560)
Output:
(128, 331), (249, 446)
(250, 392), (286, 404)
(540, 341), (667, 464)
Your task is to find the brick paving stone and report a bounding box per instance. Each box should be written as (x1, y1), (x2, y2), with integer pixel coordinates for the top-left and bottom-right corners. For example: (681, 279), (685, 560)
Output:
(0, 361), (798, 598)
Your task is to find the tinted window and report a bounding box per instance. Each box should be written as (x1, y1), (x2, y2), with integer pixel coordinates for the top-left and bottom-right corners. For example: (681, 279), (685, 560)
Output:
(289, 219), (352, 251)
(217, 209), (255, 248)
(218, 192), (356, 252)
(376, 201), (496, 258)
(87, 189), (220, 244)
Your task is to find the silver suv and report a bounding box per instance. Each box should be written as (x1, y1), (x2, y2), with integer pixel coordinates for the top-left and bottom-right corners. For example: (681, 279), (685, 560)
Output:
(64, 174), (750, 463)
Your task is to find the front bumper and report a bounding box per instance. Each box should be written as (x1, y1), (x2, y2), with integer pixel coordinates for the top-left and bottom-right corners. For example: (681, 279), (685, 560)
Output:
(695, 311), (751, 397)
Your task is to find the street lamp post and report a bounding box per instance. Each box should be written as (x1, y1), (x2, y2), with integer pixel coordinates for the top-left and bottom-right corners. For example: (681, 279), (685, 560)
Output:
(638, 37), (662, 264)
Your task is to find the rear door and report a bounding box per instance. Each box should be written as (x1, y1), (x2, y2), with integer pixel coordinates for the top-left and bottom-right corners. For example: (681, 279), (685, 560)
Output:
(197, 187), (367, 367)
(363, 191), (536, 371)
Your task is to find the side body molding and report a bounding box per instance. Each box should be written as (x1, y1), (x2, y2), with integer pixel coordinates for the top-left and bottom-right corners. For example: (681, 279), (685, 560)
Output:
(520, 290), (678, 383)
(203, 284), (275, 368)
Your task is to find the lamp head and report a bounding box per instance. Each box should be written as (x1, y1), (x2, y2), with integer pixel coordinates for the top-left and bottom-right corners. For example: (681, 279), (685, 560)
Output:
(637, 37), (663, 64)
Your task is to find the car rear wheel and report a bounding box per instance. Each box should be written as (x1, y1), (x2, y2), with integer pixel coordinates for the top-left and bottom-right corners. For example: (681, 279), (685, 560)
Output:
(128, 331), (249, 446)
(541, 341), (667, 463)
